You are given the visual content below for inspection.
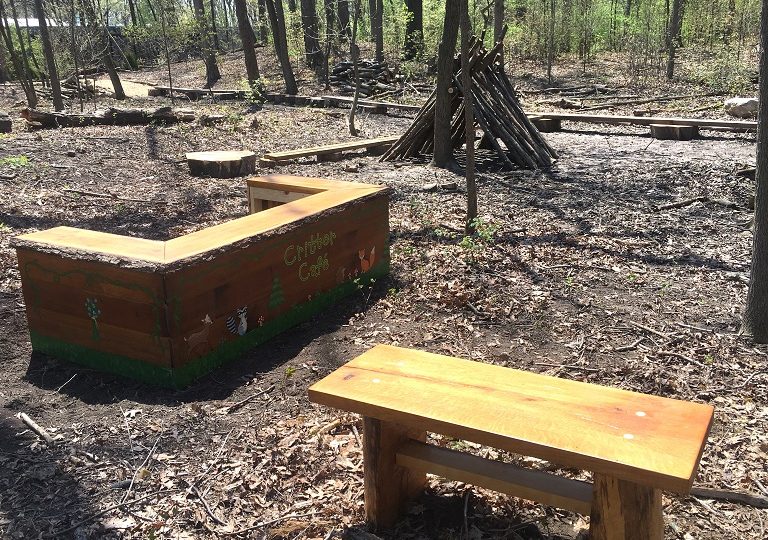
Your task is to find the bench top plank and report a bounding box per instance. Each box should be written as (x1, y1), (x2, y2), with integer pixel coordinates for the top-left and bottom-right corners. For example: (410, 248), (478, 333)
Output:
(14, 175), (386, 266)
(263, 136), (400, 161)
(308, 345), (713, 493)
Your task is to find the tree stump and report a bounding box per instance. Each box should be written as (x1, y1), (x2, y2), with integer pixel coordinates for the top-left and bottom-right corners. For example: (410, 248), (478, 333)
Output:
(650, 124), (698, 141)
(186, 150), (257, 178)
(531, 118), (562, 133)
(0, 112), (11, 133)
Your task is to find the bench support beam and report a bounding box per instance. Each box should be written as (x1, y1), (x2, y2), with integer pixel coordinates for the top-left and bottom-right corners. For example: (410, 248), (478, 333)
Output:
(396, 440), (593, 514)
(363, 417), (425, 529)
(590, 473), (663, 540)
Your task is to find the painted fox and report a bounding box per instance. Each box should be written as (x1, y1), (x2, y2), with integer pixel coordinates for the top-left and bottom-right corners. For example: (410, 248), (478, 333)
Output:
(358, 246), (376, 273)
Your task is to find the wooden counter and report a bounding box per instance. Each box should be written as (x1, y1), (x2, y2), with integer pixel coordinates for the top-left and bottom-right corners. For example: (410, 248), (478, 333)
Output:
(14, 175), (390, 387)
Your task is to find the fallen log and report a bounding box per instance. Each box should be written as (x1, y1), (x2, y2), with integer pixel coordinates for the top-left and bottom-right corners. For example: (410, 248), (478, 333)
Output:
(530, 112), (756, 131)
(20, 107), (195, 129)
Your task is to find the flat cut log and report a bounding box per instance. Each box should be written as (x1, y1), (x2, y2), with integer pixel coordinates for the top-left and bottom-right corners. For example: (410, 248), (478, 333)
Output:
(186, 150), (257, 178)
(0, 112), (11, 133)
(650, 124), (698, 141)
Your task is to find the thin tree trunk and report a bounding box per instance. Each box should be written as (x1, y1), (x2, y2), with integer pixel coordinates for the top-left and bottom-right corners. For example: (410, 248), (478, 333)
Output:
(493, 0), (504, 65)
(742, 0), (768, 343)
(666, 0), (684, 79)
(744, 0), (768, 342)
(83, 0), (126, 99)
(69, 0), (84, 111)
(337, 0), (350, 39)
(265, 0), (298, 93)
(432, 0), (460, 167)
(0, 0), (37, 106)
(146, 0), (159, 22)
(210, 0), (221, 50)
(192, 0), (221, 87)
(8, 0), (38, 94)
(403, 0), (422, 60)
(159, 0), (174, 104)
(460, 0), (476, 233)
(234, 0), (261, 87)
(369, 0), (383, 62)
(257, 0), (268, 43)
(301, 0), (323, 69)
(32, 0), (63, 109)
(348, 0), (361, 135)
(546, 0), (556, 82)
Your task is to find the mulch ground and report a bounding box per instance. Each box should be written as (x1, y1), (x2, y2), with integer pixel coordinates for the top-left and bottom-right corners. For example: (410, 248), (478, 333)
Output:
(0, 52), (766, 540)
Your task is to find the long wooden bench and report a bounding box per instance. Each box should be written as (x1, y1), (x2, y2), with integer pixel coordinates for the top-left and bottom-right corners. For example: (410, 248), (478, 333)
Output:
(259, 136), (400, 167)
(308, 345), (714, 539)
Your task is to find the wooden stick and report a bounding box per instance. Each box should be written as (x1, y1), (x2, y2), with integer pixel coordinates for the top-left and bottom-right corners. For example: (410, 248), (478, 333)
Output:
(224, 385), (275, 414)
(628, 320), (669, 339)
(691, 486), (768, 509)
(16, 412), (55, 444)
(655, 196), (708, 211)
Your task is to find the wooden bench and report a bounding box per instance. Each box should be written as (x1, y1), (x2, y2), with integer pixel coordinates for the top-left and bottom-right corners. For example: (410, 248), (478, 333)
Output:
(259, 136), (400, 167)
(308, 345), (714, 539)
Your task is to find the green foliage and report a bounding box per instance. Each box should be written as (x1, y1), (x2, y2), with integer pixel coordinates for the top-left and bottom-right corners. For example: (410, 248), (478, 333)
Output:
(0, 155), (29, 167)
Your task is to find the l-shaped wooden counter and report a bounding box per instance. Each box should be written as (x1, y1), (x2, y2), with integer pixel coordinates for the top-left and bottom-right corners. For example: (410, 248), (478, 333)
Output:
(13, 175), (390, 387)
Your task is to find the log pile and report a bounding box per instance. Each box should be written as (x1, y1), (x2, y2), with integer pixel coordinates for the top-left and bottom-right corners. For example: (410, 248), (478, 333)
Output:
(382, 36), (557, 169)
(20, 107), (195, 129)
(330, 60), (400, 97)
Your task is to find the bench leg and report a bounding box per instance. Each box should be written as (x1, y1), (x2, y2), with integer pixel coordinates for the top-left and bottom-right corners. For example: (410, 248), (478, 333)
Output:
(589, 474), (663, 540)
(363, 417), (426, 530)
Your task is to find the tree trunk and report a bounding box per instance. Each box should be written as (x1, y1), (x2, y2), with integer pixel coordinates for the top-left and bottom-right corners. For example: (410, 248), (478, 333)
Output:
(32, 0), (64, 110)
(460, 0), (476, 233)
(0, 0), (37, 106)
(127, 0), (138, 25)
(348, 0), (362, 135)
(493, 0), (504, 65)
(337, 0), (351, 39)
(300, 0), (323, 69)
(69, 0), (84, 111)
(83, 0), (126, 99)
(546, 0), (556, 82)
(265, 0), (298, 93)
(666, 0), (684, 79)
(744, 0), (768, 342)
(432, 0), (460, 168)
(192, 0), (221, 87)
(0, 45), (7, 83)
(257, 0), (269, 43)
(403, 0), (422, 60)
(234, 0), (261, 87)
(369, 0), (383, 62)
(210, 0), (221, 50)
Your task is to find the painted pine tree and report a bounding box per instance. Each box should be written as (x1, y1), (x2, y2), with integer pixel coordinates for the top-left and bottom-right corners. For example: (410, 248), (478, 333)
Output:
(269, 276), (285, 309)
